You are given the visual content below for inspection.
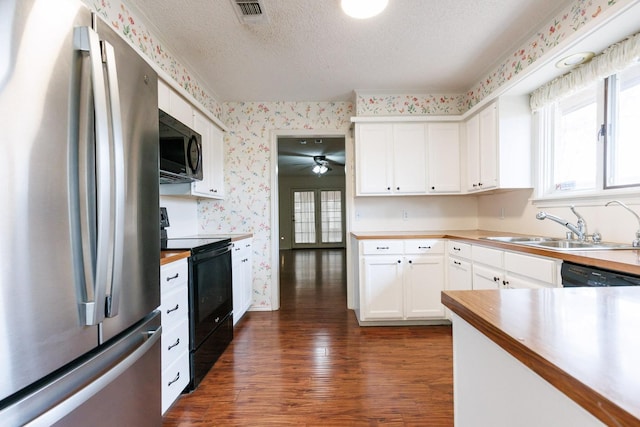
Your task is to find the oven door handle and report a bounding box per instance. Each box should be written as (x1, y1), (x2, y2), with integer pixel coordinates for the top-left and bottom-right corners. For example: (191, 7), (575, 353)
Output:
(191, 245), (231, 262)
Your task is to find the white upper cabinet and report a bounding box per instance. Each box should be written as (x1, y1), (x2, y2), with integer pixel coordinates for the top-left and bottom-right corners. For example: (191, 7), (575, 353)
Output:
(356, 123), (394, 195)
(356, 123), (427, 196)
(427, 122), (461, 193)
(192, 111), (225, 199)
(465, 97), (532, 193)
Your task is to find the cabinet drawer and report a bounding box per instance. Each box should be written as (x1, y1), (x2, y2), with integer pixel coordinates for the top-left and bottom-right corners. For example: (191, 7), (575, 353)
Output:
(504, 251), (557, 284)
(161, 258), (188, 293)
(448, 241), (471, 259)
(404, 239), (444, 254)
(361, 240), (404, 255)
(162, 318), (189, 371)
(161, 286), (188, 329)
(161, 351), (190, 414)
(472, 245), (503, 268)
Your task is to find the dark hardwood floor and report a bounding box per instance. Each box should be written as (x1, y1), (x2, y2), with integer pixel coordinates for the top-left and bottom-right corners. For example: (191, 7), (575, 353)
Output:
(162, 249), (454, 426)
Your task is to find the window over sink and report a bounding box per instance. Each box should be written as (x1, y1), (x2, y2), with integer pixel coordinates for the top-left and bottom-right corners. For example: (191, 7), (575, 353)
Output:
(536, 60), (640, 199)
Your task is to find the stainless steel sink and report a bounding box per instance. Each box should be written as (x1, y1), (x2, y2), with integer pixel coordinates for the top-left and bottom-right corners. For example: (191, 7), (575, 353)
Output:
(480, 236), (636, 251)
(480, 236), (560, 243)
(525, 240), (636, 251)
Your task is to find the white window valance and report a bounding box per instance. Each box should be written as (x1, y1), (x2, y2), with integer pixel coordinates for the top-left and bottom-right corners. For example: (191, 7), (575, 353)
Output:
(530, 32), (640, 112)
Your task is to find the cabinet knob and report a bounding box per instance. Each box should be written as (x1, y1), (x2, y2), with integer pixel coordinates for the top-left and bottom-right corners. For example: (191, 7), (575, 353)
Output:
(472, 184), (478, 188)
(478, 182), (483, 187)
(408, 260), (413, 264)
(209, 189), (218, 193)
(431, 186), (435, 190)
(454, 260), (461, 265)
(397, 260), (401, 263)
(418, 246), (431, 249)
(387, 186), (391, 190)
(493, 277), (500, 282)
(453, 247), (461, 251)
(396, 187), (400, 190)
(503, 280), (509, 286)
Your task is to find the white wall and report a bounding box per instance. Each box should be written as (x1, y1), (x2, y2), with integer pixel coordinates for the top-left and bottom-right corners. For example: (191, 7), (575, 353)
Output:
(159, 195), (198, 237)
(352, 196), (479, 232)
(477, 189), (640, 244)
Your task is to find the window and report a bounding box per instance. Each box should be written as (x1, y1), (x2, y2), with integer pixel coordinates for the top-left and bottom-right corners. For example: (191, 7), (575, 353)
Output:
(606, 62), (640, 188)
(539, 61), (640, 197)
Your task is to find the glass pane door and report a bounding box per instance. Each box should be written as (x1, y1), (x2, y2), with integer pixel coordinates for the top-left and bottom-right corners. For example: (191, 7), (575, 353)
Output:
(292, 189), (344, 247)
(293, 191), (316, 244)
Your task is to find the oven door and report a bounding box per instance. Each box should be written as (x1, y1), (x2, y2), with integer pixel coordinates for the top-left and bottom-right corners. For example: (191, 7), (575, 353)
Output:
(189, 243), (232, 350)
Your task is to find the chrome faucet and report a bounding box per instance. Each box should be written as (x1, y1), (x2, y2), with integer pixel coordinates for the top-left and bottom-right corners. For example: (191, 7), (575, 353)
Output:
(605, 200), (640, 247)
(536, 205), (587, 241)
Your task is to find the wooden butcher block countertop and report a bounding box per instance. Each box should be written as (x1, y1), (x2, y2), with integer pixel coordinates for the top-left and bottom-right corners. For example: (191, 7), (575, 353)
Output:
(442, 287), (640, 426)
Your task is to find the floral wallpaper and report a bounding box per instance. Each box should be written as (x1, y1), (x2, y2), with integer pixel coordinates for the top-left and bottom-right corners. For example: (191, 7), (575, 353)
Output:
(356, 93), (466, 116)
(82, 0), (224, 120)
(357, 0), (626, 115)
(198, 102), (354, 309)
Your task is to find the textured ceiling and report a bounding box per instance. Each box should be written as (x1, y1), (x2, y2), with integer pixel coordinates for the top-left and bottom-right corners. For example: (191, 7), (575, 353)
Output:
(125, 0), (572, 102)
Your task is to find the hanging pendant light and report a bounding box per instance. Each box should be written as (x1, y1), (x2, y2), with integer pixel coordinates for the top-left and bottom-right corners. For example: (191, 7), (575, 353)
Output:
(341, 0), (388, 19)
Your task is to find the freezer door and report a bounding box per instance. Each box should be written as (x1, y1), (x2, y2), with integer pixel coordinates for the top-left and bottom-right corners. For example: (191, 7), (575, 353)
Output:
(0, 312), (161, 427)
(0, 1), (100, 401)
(94, 18), (161, 344)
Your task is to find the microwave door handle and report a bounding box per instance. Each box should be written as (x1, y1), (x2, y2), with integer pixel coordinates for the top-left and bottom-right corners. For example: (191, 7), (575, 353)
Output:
(73, 26), (110, 326)
(102, 40), (124, 318)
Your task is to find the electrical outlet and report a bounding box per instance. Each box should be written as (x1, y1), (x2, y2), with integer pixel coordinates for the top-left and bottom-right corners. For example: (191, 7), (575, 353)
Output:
(402, 210), (408, 221)
(355, 211), (361, 221)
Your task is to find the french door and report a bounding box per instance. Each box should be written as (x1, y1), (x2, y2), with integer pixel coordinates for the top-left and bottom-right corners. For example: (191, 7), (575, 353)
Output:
(292, 189), (344, 248)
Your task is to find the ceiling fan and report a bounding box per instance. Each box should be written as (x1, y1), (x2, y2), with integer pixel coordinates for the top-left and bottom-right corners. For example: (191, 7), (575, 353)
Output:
(312, 155), (331, 174)
(277, 138), (345, 176)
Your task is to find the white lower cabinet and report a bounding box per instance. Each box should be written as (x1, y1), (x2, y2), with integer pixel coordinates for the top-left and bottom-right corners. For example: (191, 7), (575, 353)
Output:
(358, 239), (446, 324)
(232, 237), (253, 325)
(447, 241), (472, 292)
(470, 244), (561, 290)
(160, 258), (190, 414)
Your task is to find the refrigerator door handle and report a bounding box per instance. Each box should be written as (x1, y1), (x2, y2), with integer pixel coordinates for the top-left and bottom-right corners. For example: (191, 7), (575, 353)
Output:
(23, 325), (162, 427)
(74, 26), (111, 326)
(102, 40), (125, 318)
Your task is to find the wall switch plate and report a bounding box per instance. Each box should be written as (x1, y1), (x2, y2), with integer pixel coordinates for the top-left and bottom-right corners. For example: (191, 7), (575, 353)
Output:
(402, 210), (408, 221)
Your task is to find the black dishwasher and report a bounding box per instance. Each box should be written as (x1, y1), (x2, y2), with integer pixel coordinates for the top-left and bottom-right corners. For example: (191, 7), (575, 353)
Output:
(561, 262), (640, 287)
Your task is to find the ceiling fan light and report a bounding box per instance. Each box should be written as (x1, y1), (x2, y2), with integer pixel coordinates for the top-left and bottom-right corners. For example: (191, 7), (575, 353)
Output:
(341, 0), (388, 19)
(319, 165), (328, 174)
(312, 164), (322, 174)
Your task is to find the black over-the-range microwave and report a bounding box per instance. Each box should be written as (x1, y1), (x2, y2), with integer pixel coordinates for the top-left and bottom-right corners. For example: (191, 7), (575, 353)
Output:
(158, 109), (203, 184)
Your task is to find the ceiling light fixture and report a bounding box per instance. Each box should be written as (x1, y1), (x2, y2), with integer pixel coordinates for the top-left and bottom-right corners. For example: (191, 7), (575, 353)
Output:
(555, 52), (595, 69)
(341, 0), (388, 19)
(312, 155), (331, 175)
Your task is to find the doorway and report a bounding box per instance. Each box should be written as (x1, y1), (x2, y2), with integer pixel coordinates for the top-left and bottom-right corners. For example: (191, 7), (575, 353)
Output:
(272, 132), (350, 311)
(276, 136), (346, 250)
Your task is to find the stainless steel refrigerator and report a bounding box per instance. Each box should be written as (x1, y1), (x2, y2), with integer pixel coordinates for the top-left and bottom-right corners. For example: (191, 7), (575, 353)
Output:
(0, 1), (161, 425)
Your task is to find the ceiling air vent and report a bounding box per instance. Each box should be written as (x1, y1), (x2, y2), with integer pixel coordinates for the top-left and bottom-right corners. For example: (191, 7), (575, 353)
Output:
(231, 0), (269, 25)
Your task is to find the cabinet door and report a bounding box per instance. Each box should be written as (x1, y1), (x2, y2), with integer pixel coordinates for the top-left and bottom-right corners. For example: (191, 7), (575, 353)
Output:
(192, 113), (225, 199)
(393, 124), (428, 194)
(191, 111), (213, 197)
(478, 103), (498, 190)
(428, 123), (460, 193)
(447, 257), (472, 291)
(208, 125), (225, 198)
(472, 263), (503, 290)
(232, 238), (253, 325)
(505, 274), (553, 289)
(361, 256), (404, 320)
(466, 114), (480, 191)
(356, 124), (393, 195)
(404, 255), (445, 319)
